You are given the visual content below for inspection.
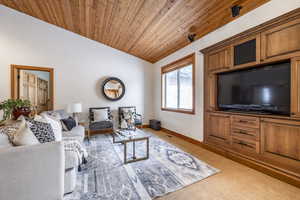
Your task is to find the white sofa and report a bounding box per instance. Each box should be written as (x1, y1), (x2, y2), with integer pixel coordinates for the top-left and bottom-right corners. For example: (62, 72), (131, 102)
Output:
(0, 141), (65, 200)
(0, 111), (86, 200)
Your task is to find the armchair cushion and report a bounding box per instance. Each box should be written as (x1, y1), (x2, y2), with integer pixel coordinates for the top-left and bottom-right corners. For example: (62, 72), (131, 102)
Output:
(90, 120), (113, 131)
(92, 108), (109, 122)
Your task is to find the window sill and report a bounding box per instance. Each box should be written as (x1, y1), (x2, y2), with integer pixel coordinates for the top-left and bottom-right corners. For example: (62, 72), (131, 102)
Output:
(161, 108), (195, 115)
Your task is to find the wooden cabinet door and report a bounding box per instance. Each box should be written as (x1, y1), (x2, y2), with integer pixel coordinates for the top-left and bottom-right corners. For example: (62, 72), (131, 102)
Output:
(207, 74), (216, 111)
(261, 118), (300, 174)
(291, 57), (300, 117)
(207, 47), (231, 72)
(232, 35), (260, 68)
(206, 113), (231, 145)
(261, 18), (300, 61)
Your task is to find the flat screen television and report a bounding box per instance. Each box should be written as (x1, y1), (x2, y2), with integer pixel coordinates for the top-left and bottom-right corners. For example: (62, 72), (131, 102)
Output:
(218, 62), (291, 115)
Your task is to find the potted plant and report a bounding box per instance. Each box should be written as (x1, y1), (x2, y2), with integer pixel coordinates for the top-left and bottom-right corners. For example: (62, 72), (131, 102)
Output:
(0, 99), (31, 122)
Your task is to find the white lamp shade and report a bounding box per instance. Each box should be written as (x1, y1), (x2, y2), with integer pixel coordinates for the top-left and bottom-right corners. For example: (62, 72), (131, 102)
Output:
(67, 103), (82, 113)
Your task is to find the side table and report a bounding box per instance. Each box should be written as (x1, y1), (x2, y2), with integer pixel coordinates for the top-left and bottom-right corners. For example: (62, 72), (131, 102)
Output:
(79, 122), (91, 140)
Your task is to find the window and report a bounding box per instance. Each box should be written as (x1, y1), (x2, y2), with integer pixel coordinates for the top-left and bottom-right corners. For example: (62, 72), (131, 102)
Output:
(161, 53), (195, 114)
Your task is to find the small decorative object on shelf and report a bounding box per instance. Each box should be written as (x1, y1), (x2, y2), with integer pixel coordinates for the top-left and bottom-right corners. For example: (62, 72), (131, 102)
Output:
(0, 99), (31, 121)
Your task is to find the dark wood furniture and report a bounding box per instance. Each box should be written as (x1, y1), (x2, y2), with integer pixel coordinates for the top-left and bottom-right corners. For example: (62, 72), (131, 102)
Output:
(201, 8), (300, 187)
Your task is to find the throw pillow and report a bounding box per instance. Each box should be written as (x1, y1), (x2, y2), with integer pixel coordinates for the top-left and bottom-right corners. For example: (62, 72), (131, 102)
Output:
(0, 121), (22, 142)
(44, 115), (62, 141)
(12, 119), (40, 146)
(61, 117), (76, 131)
(27, 119), (55, 143)
(35, 114), (62, 141)
(93, 109), (108, 122)
(60, 121), (69, 131)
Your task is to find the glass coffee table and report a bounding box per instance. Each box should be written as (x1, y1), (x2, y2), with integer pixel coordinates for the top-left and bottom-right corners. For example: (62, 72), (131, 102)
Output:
(112, 129), (149, 164)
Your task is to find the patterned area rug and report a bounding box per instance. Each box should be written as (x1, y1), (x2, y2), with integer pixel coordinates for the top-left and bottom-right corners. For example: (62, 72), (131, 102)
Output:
(64, 129), (219, 200)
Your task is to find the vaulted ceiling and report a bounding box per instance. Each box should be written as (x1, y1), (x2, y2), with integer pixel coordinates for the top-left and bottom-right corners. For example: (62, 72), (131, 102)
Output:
(0, 0), (270, 63)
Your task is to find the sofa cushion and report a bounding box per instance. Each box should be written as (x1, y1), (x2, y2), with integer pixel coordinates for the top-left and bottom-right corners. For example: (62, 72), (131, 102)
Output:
(65, 151), (79, 170)
(63, 125), (85, 143)
(55, 109), (70, 119)
(27, 120), (56, 143)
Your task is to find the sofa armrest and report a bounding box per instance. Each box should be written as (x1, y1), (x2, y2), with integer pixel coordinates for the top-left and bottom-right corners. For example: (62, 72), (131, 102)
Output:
(0, 142), (65, 200)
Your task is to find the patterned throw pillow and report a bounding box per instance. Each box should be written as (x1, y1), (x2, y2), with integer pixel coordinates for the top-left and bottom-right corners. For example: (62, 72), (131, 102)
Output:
(27, 120), (55, 143)
(0, 121), (22, 142)
(60, 117), (76, 131)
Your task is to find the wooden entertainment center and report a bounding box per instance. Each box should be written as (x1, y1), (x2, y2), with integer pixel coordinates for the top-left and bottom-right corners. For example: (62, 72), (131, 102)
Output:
(201, 8), (300, 186)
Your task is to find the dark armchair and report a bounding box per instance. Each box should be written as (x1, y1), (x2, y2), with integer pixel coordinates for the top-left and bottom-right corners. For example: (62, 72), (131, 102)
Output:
(118, 106), (142, 129)
(89, 107), (114, 133)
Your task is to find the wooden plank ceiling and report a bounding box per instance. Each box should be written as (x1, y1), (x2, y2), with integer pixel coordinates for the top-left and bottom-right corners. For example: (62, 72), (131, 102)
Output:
(0, 0), (270, 63)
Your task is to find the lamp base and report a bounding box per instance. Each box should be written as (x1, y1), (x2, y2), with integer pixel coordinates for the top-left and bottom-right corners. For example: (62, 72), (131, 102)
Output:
(73, 113), (79, 126)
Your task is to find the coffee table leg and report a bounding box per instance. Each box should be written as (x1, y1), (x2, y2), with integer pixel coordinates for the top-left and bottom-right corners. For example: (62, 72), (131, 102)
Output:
(124, 141), (127, 164)
(133, 140), (136, 159)
(87, 129), (91, 143)
(146, 138), (149, 159)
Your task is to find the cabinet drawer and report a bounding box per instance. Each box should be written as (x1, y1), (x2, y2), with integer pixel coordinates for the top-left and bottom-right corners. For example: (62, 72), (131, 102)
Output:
(231, 126), (259, 141)
(231, 115), (260, 129)
(231, 137), (260, 154)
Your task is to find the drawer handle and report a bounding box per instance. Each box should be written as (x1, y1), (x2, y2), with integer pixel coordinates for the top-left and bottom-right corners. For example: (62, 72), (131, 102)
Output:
(239, 120), (249, 123)
(238, 130), (252, 136)
(237, 142), (254, 149)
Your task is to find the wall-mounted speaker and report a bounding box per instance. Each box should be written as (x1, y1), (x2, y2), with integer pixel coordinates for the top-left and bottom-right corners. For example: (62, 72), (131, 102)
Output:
(187, 33), (196, 42)
(231, 5), (242, 17)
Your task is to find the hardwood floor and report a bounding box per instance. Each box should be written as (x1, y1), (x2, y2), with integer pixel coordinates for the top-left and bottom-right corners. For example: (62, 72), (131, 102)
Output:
(146, 129), (300, 200)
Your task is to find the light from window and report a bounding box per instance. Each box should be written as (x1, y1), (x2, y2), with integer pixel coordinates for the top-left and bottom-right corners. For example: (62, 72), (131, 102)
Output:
(163, 64), (193, 110)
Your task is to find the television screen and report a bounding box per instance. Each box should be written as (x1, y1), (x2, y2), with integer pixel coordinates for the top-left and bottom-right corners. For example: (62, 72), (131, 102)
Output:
(218, 62), (291, 115)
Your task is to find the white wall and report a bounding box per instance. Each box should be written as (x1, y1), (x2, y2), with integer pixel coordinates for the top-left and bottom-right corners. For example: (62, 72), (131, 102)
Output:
(0, 5), (154, 123)
(153, 0), (300, 141)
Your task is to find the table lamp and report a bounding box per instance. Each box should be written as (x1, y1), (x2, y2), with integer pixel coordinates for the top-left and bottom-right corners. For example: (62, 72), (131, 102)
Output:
(67, 103), (82, 126)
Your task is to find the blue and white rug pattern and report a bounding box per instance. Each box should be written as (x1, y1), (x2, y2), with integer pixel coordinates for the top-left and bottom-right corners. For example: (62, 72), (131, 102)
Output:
(65, 130), (219, 200)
